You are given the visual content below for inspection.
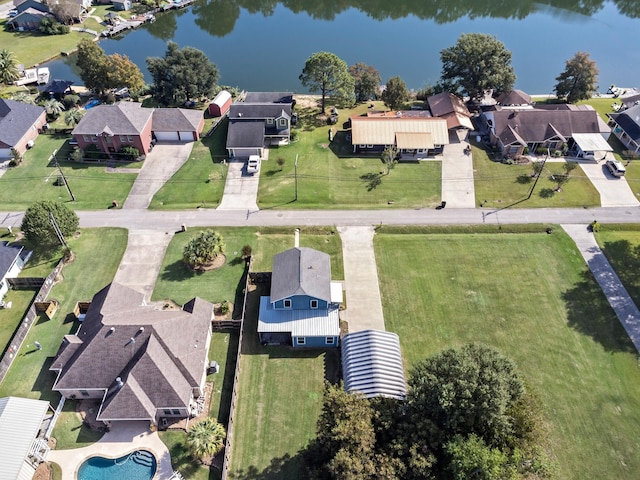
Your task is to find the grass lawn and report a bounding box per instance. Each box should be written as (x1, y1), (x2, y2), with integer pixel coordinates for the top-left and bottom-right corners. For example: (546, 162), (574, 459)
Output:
(375, 230), (640, 480)
(0, 133), (137, 210)
(595, 227), (640, 308)
(159, 431), (215, 480)
(257, 101), (441, 209)
(153, 226), (343, 306)
(150, 118), (228, 209)
(0, 289), (36, 356)
(472, 145), (601, 208)
(0, 228), (128, 448)
(0, 20), (95, 67)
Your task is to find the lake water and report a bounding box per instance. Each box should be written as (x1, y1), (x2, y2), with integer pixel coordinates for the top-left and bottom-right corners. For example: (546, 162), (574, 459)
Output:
(45, 0), (640, 95)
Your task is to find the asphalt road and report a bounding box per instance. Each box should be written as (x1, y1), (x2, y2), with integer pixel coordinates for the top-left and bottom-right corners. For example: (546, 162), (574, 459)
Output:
(2, 206), (640, 232)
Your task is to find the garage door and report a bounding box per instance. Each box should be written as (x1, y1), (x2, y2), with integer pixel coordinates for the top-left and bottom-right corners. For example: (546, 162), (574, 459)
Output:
(154, 132), (180, 142)
(178, 131), (194, 141)
(0, 148), (11, 159)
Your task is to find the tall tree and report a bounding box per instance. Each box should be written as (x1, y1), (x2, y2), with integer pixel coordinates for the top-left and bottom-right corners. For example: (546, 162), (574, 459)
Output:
(49, 0), (80, 24)
(381, 76), (409, 110)
(42, 98), (65, 119)
(554, 52), (599, 103)
(349, 62), (381, 102)
(21, 201), (79, 249)
(0, 49), (20, 86)
(440, 33), (516, 101)
(407, 343), (524, 448)
(445, 434), (512, 480)
(299, 51), (355, 113)
(106, 54), (145, 92)
(186, 418), (226, 463)
(64, 108), (85, 126)
(147, 42), (219, 106)
(76, 38), (109, 94)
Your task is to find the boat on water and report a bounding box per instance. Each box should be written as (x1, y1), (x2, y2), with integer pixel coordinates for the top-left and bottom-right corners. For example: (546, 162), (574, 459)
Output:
(14, 66), (50, 86)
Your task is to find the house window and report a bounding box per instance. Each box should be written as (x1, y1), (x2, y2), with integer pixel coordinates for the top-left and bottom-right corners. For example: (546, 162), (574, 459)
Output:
(172, 409), (180, 415)
(359, 144), (366, 148)
(80, 390), (89, 397)
(266, 118), (274, 125)
(417, 148), (426, 153)
(310, 299), (318, 309)
(163, 409), (172, 415)
(366, 144), (374, 148)
(278, 118), (287, 127)
(91, 136), (98, 143)
(298, 337), (306, 345)
(326, 337), (334, 345)
(128, 136), (134, 142)
(83, 135), (91, 142)
(283, 299), (292, 308)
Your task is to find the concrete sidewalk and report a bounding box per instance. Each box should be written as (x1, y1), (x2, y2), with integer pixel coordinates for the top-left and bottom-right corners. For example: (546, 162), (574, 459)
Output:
(113, 229), (175, 302)
(124, 143), (194, 209)
(562, 223), (640, 352)
(337, 226), (385, 332)
(47, 421), (174, 480)
(441, 130), (476, 208)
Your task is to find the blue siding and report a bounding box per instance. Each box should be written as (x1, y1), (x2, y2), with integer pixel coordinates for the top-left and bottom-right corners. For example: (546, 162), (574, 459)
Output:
(294, 335), (339, 348)
(274, 295), (328, 310)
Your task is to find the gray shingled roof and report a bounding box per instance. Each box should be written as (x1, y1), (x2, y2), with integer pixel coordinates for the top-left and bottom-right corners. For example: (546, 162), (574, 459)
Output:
(229, 103), (292, 119)
(0, 242), (23, 280)
(610, 105), (640, 143)
(151, 108), (202, 132)
(244, 92), (293, 104)
(491, 108), (604, 145)
(72, 102), (153, 136)
(271, 247), (332, 303)
(51, 283), (213, 421)
(0, 99), (45, 149)
(341, 329), (407, 400)
(226, 119), (265, 148)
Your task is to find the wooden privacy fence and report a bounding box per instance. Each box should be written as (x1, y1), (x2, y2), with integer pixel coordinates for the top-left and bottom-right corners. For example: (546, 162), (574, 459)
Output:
(220, 258), (254, 480)
(0, 260), (64, 384)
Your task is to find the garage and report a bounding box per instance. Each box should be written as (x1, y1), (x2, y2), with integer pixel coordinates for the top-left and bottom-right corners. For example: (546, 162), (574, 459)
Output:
(154, 131), (180, 142)
(0, 148), (11, 159)
(178, 131), (195, 141)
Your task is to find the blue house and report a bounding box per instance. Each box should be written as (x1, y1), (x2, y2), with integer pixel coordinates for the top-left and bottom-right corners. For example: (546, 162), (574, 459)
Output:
(258, 247), (343, 347)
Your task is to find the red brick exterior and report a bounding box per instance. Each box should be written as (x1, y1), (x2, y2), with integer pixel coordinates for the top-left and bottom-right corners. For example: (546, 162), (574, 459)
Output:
(11, 110), (47, 156)
(75, 116), (153, 155)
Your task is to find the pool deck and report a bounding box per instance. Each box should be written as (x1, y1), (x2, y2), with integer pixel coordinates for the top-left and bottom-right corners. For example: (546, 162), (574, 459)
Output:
(47, 421), (175, 480)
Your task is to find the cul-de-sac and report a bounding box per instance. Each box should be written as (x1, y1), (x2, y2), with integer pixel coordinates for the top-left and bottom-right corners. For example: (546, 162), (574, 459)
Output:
(1, 1), (640, 479)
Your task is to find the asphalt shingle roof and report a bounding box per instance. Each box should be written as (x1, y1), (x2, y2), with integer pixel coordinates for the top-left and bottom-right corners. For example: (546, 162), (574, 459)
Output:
(226, 119), (265, 148)
(72, 102), (153, 136)
(270, 247), (332, 303)
(151, 108), (202, 132)
(0, 99), (45, 149)
(244, 92), (293, 104)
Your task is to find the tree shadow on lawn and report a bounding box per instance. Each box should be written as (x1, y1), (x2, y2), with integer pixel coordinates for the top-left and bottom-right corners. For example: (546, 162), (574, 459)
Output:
(160, 260), (198, 282)
(600, 239), (640, 302)
(516, 174), (533, 184)
(232, 262), (249, 320)
(230, 452), (305, 480)
(562, 268), (637, 354)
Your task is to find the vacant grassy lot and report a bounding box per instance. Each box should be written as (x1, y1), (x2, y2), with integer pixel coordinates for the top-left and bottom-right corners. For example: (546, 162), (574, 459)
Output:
(150, 118), (228, 209)
(0, 228), (127, 448)
(473, 145), (601, 208)
(0, 134), (137, 210)
(596, 227), (640, 308)
(257, 101), (441, 209)
(153, 226), (344, 306)
(0, 20), (95, 67)
(375, 230), (640, 480)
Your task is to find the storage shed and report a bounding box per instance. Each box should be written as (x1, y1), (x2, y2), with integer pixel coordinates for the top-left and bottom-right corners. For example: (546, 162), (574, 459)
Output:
(208, 90), (232, 117)
(341, 329), (407, 400)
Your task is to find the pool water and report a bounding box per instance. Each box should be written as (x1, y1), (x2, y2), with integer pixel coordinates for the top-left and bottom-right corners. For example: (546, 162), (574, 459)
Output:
(78, 450), (157, 480)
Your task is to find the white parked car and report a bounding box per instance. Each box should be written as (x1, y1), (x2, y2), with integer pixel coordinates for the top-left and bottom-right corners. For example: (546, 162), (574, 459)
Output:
(605, 159), (626, 177)
(247, 155), (260, 174)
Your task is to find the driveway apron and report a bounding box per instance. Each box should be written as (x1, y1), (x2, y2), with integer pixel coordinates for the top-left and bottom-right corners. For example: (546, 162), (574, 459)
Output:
(562, 223), (640, 352)
(113, 229), (175, 302)
(337, 226), (386, 332)
(578, 161), (639, 207)
(123, 143), (194, 209)
(217, 159), (259, 211)
(441, 130), (476, 208)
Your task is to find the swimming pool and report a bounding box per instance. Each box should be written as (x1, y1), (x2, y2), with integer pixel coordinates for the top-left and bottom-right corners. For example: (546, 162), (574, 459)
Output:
(77, 450), (157, 480)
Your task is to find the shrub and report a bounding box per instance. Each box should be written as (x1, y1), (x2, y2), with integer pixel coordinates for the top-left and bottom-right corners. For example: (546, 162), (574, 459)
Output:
(523, 147), (529, 155)
(183, 230), (225, 270)
(241, 244), (252, 258)
(219, 301), (231, 314)
(276, 157), (285, 170)
(104, 92), (116, 104)
(38, 17), (69, 35)
(69, 148), (83, 162)
(62, 94), (80, 109)
(535, 147), (546, 155)
(118, 146), (140, 161)
(9, 148), (23, 167)
(85, 144), (107, 160)
(290, 130), (298, 141)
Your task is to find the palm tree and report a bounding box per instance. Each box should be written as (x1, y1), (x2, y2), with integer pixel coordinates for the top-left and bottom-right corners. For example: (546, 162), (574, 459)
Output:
(0, 49), (19, 86)
(11, 93), (36, 105)
(183, 230), (225, 270)
(186, 418), (226, 463)
(42, 98), (65, 119)
(64, 108), (85, 126)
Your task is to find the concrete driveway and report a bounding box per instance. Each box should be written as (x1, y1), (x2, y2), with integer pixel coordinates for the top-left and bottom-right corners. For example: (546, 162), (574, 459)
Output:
(217, 159), (260, 211)
(441, 130), (476, 208)
(123, 142), (194, 209)
(578, 160), (639, 207)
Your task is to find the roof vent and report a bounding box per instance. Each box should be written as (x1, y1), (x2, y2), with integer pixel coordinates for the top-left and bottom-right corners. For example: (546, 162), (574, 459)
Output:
(116, 377), (123, 388)
(238, 112), (243, 117)
(129, 337), (136, 344)
(109, 327), (115, 333)
(139, 327), (144, 333)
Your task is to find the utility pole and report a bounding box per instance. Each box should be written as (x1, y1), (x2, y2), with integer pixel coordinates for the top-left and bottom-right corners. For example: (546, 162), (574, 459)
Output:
(294, 153), (299, 202)
(50, 212), (70, 251)
(51, 150), (75, 202)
